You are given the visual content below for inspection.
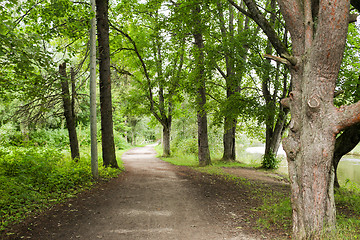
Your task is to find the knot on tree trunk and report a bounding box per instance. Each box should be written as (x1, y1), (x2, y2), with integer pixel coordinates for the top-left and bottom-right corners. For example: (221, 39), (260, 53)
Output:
(283, 136), (300, 161)
(307, 95), (320, 109)
(281, 91), (298, 109)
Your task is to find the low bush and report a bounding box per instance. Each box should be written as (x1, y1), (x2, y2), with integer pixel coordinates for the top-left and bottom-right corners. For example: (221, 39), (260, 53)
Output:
(261, 151), (281, 169)
(171, 137), (198, 155)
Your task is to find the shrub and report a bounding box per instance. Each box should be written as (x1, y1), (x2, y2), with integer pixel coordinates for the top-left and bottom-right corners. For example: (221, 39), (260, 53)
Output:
(171, 137), (198, 155)
(261, 150), (281, 169)
(0, 123), (23, 146)
(29, 128), (69, 148)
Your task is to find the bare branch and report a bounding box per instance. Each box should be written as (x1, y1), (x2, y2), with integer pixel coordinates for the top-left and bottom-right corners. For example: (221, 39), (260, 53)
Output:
(264, 54), (291, 66)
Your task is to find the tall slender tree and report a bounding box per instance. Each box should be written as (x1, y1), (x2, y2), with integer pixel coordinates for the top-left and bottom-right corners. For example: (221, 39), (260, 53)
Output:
(261, 0), (289, 167)
(59, 63), (80, 160)
(192, 3), (211, 166)
(90, 0), (99, 177)
(96, 0), (118, 168)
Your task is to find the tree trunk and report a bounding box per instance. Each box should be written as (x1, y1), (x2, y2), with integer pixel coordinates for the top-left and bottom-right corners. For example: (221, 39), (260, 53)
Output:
(262, 1), (289, 163)
(276, 0), (351, 238)
(192, 3), (211, 166)
(59, 63), (80, 160)
(230, 0), (353, 237)
(222, 117), (236, 161)
(96, 0), (118, 168)
(90, 0), (98, 178)
(216, 0), (238, 162)
(197, 97), (211, 167)
(162, 124), (171, 157)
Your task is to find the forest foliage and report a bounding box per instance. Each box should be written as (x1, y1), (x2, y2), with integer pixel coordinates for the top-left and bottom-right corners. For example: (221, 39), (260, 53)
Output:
(1, 0), (360, 238)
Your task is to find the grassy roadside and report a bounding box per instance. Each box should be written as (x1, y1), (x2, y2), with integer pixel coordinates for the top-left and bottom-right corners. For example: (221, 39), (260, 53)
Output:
(0, 145), (128, 233)
(155, 146), (360, 239)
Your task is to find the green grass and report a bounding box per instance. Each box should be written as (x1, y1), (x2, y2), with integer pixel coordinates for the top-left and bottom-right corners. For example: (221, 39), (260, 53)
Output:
(160, 154), (199, 167)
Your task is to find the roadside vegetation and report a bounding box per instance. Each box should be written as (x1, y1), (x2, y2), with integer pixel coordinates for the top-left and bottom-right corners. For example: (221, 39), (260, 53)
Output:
(0, 127), (130, 232)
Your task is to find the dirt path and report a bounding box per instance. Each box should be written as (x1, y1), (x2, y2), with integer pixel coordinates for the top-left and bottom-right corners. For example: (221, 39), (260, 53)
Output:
(2, 145), (288, 239)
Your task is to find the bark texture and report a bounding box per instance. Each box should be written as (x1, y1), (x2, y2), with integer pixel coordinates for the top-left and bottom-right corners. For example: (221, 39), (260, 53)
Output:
(277, 0), (351, 238)
(162, 124), (171, 157)
(222, 117), (236, 161)
(192, 3), (211, 166)
(59, 63), (80, 161)
(231, 0), (354, 238)
(96, 0), (118, 168)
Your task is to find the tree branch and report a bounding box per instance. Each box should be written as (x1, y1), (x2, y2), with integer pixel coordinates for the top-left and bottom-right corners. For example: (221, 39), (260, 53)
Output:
(227, 0), (252, 19)
(277, 0), (305, 55)
(109, 22), (163, 124)
(335, 101), (360, 133)
(231, 0), (290, 58)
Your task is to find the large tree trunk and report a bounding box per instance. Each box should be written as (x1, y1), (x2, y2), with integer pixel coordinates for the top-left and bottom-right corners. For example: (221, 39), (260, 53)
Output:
(59, 63), (80, 160)
(192, 3), (211, 167)
(96, 0), (118, 168)
(278, 1), (351, 237)
(230, 0), (354, 238)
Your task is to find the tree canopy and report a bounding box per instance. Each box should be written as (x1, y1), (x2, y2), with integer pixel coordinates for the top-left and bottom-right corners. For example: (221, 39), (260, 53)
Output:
(1, 0), (360, 238)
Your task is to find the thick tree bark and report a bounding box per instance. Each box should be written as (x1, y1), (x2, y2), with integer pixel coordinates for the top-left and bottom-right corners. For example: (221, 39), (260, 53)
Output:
(192, 3), (211, 166)
(96, 0), (118, 168)
(222, 117), (236, 161)
(59, 63), (80, 161)
(231, 0), (353, 238)
(277, 0), (351, 238)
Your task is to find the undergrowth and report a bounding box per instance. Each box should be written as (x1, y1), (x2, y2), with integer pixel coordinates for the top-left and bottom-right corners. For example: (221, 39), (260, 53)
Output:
(0, 146), (124, 231)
